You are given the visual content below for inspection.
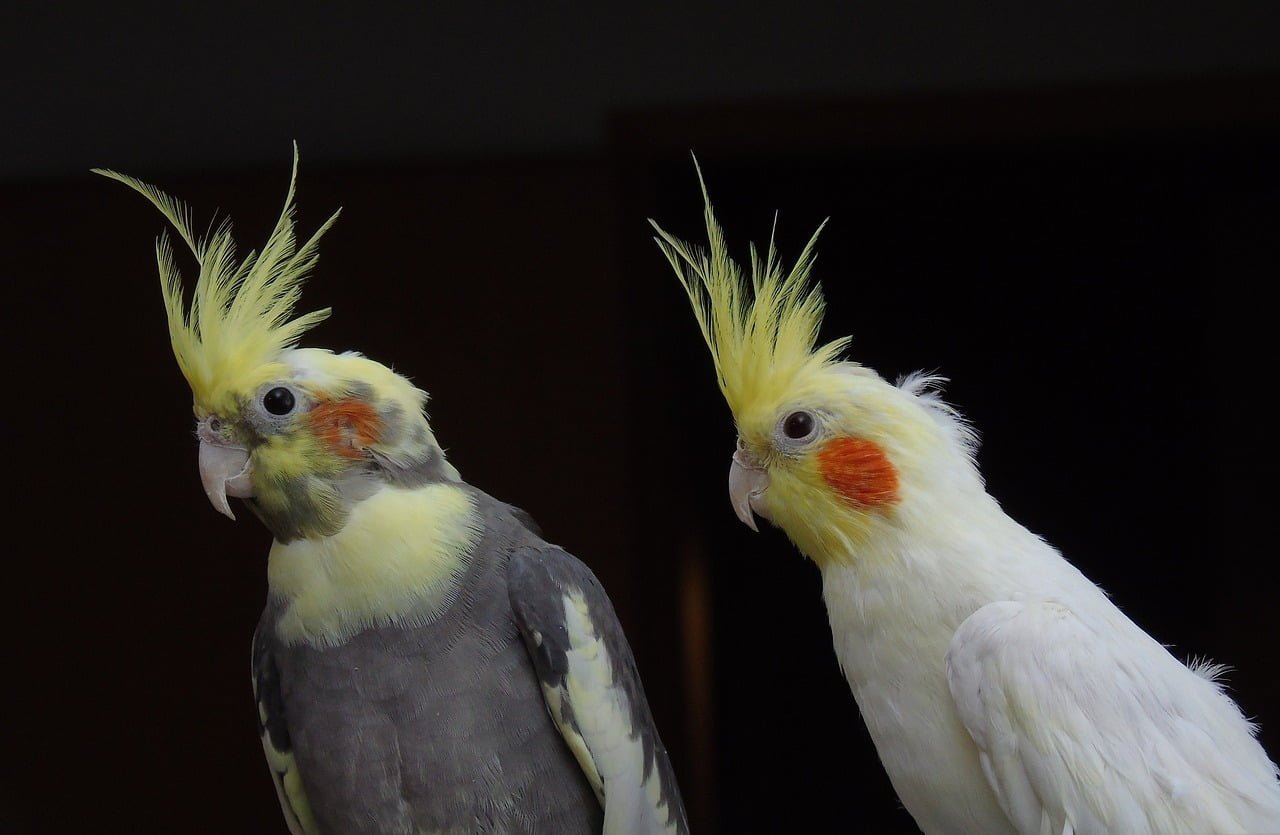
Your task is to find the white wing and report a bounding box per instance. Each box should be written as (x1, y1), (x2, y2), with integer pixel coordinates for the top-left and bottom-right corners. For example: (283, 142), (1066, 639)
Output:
(508, 546), (689, 835)
(945, 599), (1280, 835)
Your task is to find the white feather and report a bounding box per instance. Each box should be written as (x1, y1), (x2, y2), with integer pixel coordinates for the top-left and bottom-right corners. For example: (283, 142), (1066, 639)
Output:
(947, 597), (1279, 834)
(557, 590), (680, 835)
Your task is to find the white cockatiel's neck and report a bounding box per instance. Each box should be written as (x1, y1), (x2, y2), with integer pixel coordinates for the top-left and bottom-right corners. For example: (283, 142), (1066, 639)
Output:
(817, 485), (1080, 834)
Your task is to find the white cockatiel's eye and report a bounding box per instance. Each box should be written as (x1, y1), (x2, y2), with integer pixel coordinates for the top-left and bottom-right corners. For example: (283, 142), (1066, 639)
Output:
(779, 410), (818, 443)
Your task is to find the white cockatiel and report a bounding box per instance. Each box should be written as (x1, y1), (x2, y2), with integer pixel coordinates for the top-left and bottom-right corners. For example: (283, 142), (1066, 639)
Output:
(652, 169), (1280, 835)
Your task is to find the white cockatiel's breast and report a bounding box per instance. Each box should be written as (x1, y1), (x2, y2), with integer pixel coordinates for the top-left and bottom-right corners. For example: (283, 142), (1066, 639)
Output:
(821, 560), (1018, 835)
(820, 524), (1280, 835)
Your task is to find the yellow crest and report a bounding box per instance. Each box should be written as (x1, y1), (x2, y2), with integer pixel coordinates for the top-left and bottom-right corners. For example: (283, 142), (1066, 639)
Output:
(94, 144), (340, 414)
(650, 160), (850, 419)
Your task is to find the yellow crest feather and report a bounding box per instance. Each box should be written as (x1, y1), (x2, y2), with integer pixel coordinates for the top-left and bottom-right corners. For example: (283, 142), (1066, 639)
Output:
(94, 144), (340, 414)
(650, 159), (849, 419)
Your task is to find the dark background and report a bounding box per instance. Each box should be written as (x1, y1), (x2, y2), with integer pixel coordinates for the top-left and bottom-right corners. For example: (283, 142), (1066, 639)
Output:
(3, 3), (1279, 833)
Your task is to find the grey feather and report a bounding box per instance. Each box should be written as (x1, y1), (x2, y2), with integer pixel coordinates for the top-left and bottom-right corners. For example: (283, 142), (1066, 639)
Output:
(509, 547), (690, 835)
(252, 491), (680, 829)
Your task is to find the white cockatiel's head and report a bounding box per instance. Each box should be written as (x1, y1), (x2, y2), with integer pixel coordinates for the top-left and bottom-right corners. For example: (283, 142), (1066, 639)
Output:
(652, 166), (983, 566)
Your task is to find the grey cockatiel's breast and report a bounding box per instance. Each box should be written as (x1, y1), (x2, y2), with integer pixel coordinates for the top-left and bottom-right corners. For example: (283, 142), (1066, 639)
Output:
(259, 498), (601, 835)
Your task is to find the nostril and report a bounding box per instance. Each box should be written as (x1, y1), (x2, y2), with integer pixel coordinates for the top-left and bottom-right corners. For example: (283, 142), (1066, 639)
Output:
(209, 418), (222, 433)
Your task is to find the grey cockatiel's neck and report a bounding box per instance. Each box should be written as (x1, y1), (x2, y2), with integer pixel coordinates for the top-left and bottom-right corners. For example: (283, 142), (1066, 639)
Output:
(248, 441), (460, 543)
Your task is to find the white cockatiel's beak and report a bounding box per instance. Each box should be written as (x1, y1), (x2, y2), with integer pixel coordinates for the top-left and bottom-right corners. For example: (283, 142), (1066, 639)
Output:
(729, 438), (771, 532)
(197, 420), (255, 519)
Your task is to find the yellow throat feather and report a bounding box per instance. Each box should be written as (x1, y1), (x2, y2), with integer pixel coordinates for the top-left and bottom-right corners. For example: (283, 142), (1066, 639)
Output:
(93, 144), (340, 416)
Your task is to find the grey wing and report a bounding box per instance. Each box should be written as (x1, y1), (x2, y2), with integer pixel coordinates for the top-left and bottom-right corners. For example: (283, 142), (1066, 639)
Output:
(508, 546), (689, 835)
(502, 502), (544, 537)
(252, 621), (319, 835)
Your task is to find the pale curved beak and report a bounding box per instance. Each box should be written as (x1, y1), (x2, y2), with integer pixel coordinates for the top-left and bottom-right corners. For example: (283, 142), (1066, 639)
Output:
(728, 439), (770, 532)
(198, 440), (254, 520)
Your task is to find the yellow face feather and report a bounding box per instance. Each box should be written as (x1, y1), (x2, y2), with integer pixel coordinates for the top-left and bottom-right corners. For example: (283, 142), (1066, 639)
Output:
(93, 144), (340, 416)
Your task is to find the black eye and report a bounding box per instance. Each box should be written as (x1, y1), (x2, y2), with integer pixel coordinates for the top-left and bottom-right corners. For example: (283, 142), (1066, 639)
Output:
(262, 387), (296, 416)
(782, 411), (815, 440)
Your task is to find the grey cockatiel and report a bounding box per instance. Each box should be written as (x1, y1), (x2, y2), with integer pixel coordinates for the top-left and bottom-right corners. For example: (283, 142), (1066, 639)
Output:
(97, 150), (688, 834)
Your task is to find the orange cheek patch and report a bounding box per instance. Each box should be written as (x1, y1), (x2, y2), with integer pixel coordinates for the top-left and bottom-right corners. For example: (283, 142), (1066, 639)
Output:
(817, 437), (900, 509)
(308, 398), (383, 458)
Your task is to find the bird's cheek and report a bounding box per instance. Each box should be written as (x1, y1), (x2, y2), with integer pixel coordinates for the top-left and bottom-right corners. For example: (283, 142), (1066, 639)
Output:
(308, 398), (383, 458)
(817, 437), (900, 509)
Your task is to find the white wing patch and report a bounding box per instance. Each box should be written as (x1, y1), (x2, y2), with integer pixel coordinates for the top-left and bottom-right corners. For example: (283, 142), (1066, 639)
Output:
(946, 600), (1280, 835)
(546, 589), (681, 835)
(252, 673), (319, 835)
(260, 728), (319, 835)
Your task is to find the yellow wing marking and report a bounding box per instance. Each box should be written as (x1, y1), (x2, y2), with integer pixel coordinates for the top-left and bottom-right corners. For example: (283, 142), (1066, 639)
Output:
(551, 590), (680, 834)
(261, 730), (320, 835)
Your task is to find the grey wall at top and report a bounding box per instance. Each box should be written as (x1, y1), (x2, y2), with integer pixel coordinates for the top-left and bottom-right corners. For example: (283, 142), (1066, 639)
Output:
(3, 0), (1277, 181)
